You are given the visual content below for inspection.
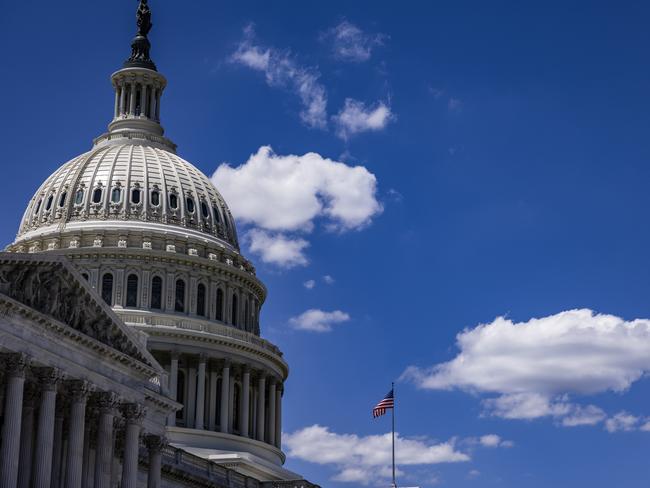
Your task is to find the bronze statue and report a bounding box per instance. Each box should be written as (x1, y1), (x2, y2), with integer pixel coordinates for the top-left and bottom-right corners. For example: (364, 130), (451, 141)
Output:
(136, 0), (152, 38)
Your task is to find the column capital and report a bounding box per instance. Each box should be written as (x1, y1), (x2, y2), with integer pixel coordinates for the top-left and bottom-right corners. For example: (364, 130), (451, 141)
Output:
(66, 379), (92, 402)
(92, 391), (119, 413)
(241, 363), (251, 374)
(170, 350), (180, 360)
(33, 367), (63, 390)
(2, 352), (29, 378)
(198, 353), (207, 364)
(121, 402), (146, 425)
(144, 434), (167, 453)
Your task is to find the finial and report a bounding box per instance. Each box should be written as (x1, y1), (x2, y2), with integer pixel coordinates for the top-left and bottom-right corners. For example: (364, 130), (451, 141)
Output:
(124, 0), (157, 71)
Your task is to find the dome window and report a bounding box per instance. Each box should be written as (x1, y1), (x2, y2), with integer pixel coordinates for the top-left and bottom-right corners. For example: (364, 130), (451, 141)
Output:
(101, 273), (114, 306)
(197, 283), (206, 317)
(131, 188), (141, 204)
(201, 202), (209, 218)
(92, 188), (103, 204)
(212, 206), (221, 223)
(45, 195), (54, 211)
(34, 199), (42, 214)
(126, 274), (138, 307)
(151, 276), (163, 310)
(74, 190), (84, 205)
(186, 197), (195, 213)
(169, 194), (178, 209)
(151, 190), (160, 206)
(111, 188), (122, 203)
(59, 192), (67, 207)
(175, 279), (186, 313)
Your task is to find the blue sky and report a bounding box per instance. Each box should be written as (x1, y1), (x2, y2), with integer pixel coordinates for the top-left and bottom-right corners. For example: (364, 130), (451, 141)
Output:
(3, 1), (650, 486)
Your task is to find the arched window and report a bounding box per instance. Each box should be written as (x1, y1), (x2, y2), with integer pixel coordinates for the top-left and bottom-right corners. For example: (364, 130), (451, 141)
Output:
(201, 202), (209, 218)
(34, 199), (42, 214)
(101, 273), (114, 305)
(74, 189), (84, 205)
(92, 188), (103, 204)
(186, 197), (195, 213)
(151, 190), (160, 206)
(131, 188), (141, 204)
(231, 294), (238, 326)
(111, 188), (122, 203)
(59, 192), (67, 207)
(45, 195), (53, 211)
(176, 370), (186, 420)
(151, 276), (163, 310)
(126, 274), (138, 307)
(197, 283), (206, 317)
(216, 289), (224, 321)
(175, 279), (185, 313)
(169, 194), (178, 209)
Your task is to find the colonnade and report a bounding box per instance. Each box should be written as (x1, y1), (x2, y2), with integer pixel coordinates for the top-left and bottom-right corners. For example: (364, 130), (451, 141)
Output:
(167, 353), (283, 449)
(0, 353), (166, 488)
(114, 78), (161, 121)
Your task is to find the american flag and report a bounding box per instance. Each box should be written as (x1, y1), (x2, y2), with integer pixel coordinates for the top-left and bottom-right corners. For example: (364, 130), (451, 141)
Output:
(372, 388), (394, 418)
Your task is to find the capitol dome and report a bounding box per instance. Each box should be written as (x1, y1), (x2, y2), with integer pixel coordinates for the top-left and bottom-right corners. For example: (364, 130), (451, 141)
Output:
(17, 140), (239, 251)
(4, 1), (301, 481)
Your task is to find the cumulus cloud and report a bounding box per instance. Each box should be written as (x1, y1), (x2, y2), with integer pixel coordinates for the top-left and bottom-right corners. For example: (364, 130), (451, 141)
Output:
(283, 425), (469, 485)
(231, 25), (328, 128)
(246, 229), (308, 268)
(321, 20), (386, 62)
(289, 309), (350, 332)
(323, 275), (335, 285)
(402, 309), (650, 426)
(333, 98), (393, 140)
(605, 412), (641, 433)
(212, 146), (382, 267)
(303, 279), (316, 290)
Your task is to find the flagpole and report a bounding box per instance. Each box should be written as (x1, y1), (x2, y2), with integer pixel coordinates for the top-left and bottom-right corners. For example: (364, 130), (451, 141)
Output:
(392, 381), (396, 488)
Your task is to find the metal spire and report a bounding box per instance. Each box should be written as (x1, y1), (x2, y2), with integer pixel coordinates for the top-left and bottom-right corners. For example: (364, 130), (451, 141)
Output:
(124, 0), (157, 71)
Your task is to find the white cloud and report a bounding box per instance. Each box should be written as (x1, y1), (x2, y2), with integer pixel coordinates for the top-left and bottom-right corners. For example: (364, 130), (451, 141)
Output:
(333, 98), (393, 140)
(402, 309), (650, 425)
(247, 229), (308, 268)
(323, 275), (335, 285)
(231, 25), (328, 128)
(479, 434), (506, 448)
(289, 309), (350, 332)
(465, 434), (513, 449)
(303, 279), (316, 290)
(321, 20), (386, 62)
(213, 146), (382, 232)
(283, 425), (469, 485)
(212, 146), (382, 267)
(605, 412), (640, 433)
(448, 98), (462, 112)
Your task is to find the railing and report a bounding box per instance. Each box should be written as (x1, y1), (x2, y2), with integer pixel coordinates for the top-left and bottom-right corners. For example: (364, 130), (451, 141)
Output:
(121, 311), (283, 357)
(157, 445), (320, 488)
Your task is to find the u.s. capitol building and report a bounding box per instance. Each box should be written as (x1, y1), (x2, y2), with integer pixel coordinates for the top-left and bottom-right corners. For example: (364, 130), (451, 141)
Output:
(0, 2), (319, 487)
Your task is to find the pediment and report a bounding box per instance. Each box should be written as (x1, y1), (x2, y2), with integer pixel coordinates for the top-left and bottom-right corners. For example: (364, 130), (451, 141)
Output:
(0, 252), (159, 370)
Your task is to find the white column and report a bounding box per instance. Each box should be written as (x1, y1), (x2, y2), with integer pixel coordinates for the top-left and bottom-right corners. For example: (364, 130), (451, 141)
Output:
(129, 82), (137, 116)
(140, 84), (148, 118)
(195, 355), (206, 429)
(240, 366), (250, 437)
(33, 368), (61, 488)
(18, 383), (37, 488)
(114, 87), (120, 118)
(0, 353), (27, 488)
(208, 369), (217, 431)
(268, 378), (277, 446)
(50, 405), (65, 488)
(256, 374), (266, 442)
(93, 393), (117, 488)
(145, 436), (165, 488)
(275, 385), (283, 449)
(149, 87), (157, 121)
(187, 367), (196, 427)
(119, 83), (126, 116)
(219, 361), (230, 433)
(120, 404), (144, 488)
(64, 381), (89, 488)
(168, 353), (178, 427)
